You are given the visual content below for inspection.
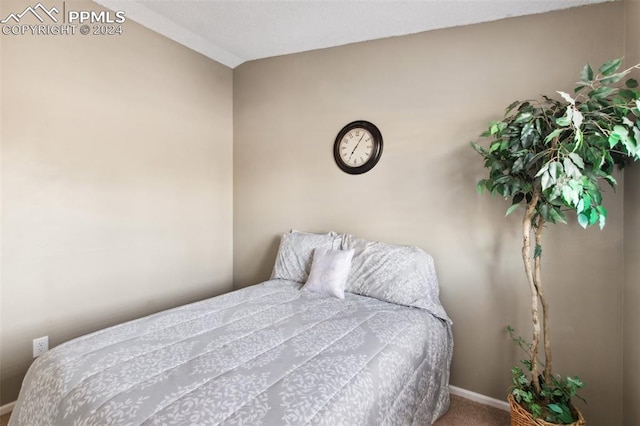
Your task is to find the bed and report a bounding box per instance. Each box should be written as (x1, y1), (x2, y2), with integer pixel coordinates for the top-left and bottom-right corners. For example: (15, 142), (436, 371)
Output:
(9, 232), (453, 426)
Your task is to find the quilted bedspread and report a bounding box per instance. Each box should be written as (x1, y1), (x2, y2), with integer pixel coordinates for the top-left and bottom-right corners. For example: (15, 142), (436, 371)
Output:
(10, 280), (452, 426)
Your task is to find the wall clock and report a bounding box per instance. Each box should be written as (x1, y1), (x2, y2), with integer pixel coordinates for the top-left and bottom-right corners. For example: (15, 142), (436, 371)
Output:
(333, 120), (383, 175)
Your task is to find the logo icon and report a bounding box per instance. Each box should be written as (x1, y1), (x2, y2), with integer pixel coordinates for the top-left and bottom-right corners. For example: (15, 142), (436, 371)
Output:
(1, 2), (59, 24)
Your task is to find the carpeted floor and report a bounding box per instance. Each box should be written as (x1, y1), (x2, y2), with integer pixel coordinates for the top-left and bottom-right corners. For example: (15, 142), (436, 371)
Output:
(0, 394), (510, 425)
(434, 394), (510, 425)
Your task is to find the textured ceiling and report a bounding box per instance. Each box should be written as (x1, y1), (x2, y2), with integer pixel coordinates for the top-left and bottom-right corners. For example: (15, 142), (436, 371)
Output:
(94, 0), (609, 68)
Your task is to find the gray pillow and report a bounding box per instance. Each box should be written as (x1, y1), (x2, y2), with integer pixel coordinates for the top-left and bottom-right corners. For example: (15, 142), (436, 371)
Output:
(342, 234), (451, 323)
(302, 248), (354, 299)
(271, 231), (341, 283)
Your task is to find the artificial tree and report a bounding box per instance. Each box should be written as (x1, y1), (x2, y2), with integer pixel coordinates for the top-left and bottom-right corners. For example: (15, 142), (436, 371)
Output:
(472, 58), (640, 424)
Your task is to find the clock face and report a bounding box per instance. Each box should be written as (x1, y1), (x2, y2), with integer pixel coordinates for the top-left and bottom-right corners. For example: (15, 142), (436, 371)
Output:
(338, 128), (374, 167)
(333, 121), (383, 175)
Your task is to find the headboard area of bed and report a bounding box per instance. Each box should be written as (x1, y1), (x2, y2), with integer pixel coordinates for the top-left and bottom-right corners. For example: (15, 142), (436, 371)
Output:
(271, 230), (451, 324)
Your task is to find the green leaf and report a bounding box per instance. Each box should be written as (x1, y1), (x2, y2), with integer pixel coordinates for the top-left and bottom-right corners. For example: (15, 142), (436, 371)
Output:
(551, 207), (567, 224)
(555, 404), (574, 424)
(548, 185), (562, 202)
(514, 112), (533, 124)
(604, 174), (618, 187)
(589, 208), (599, 225)
(505, 100), (520, 115)
(588, 86), (617, 99)
(575, 128), (584, 145)
(578, 213), (589, 228)
(624, 116), (635, 127)
(535, 164), (549, 178)
(512, 193), (524, 205)
(626, 78), (639, 88)
(590, 188), (603, 205)
(614, 95), (629, 109)
(568, 152), (585, 169)
(541, 171), (552, 191)
(614, 124), (630, 137)
(574, 85), (586, 93)
(561, 185), (579, 206)
(609, 132), (620, 148)
(580, 63), (594, 82)
(520, 122), (537, 148)
(511, 157), (524, 173)
(619, 89), (637, 100)
(539, 204), (551, 223)
(600, 71), (628, 85)
(568, 376), (585, 388)
(505, 204), (520, 217)
(585, 146), (605, 168)
(572, 109), (584, 129)
(530, 403), (542, 419)
(596, 205), (608, 219)
(613, 125), (635, 154)
(517, 101), (532, 112)
(471, 142), (487, 154)
(548, 404), (564, 414)
(563, 157), (582, 179)
(569, 178), (583, 192)
(549, 161), (563, 180)
(476, 180), (486, 194)
(534, 244), (542, 258)
(544, 128), (563, 144)
(598, 58), (622, 76)
(557, 91), (575, 105)
(556, 116), (571, 127)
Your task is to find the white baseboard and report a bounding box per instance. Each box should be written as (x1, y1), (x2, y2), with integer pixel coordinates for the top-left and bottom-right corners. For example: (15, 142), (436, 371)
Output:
(450, 385), (510, 411)
(0, 401), (15, 416)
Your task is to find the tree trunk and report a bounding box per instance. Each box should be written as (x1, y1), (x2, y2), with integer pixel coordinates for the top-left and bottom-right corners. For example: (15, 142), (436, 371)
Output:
(522, 190), (542, 394)
(533, 216), (553, 386)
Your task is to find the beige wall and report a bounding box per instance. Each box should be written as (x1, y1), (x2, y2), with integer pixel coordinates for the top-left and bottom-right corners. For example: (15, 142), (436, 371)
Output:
(0, 0), (234, 405)
(1, 0), (633, 422)
(624, 1), (640, 424)
(234, 3), (625, 424)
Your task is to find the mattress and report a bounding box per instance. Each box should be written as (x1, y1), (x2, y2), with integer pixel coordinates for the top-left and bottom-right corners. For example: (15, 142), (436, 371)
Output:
(10, 280), (453, 426)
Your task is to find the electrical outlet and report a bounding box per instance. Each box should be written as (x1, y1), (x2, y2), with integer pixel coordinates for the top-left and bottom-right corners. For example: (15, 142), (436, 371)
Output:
(33, 336), (48, 358)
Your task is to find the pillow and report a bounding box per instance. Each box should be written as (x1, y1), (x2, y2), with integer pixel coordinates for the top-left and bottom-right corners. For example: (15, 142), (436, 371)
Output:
(302, 249), (354, 299)
(342, 234), (451, 323)
(271, 231), (341, 283)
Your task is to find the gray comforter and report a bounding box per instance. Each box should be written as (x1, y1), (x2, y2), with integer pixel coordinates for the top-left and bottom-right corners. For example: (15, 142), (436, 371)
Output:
(10, 280), (453, 426)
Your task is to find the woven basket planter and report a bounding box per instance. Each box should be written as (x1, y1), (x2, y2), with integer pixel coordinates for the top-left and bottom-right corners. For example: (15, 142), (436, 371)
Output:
(508, 394), (586, 426)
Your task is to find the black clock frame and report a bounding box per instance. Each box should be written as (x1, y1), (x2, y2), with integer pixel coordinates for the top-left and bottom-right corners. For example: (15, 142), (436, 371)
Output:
(333, 120), (383, 175)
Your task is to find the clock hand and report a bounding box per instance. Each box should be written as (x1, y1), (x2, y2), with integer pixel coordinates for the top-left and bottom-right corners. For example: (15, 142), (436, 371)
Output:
(348, 133), (366, 160)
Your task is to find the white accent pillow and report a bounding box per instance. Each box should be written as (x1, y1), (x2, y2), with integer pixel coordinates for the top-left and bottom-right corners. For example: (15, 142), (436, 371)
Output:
(302, 248), (354, 299)
(271, 231), (341, 283)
